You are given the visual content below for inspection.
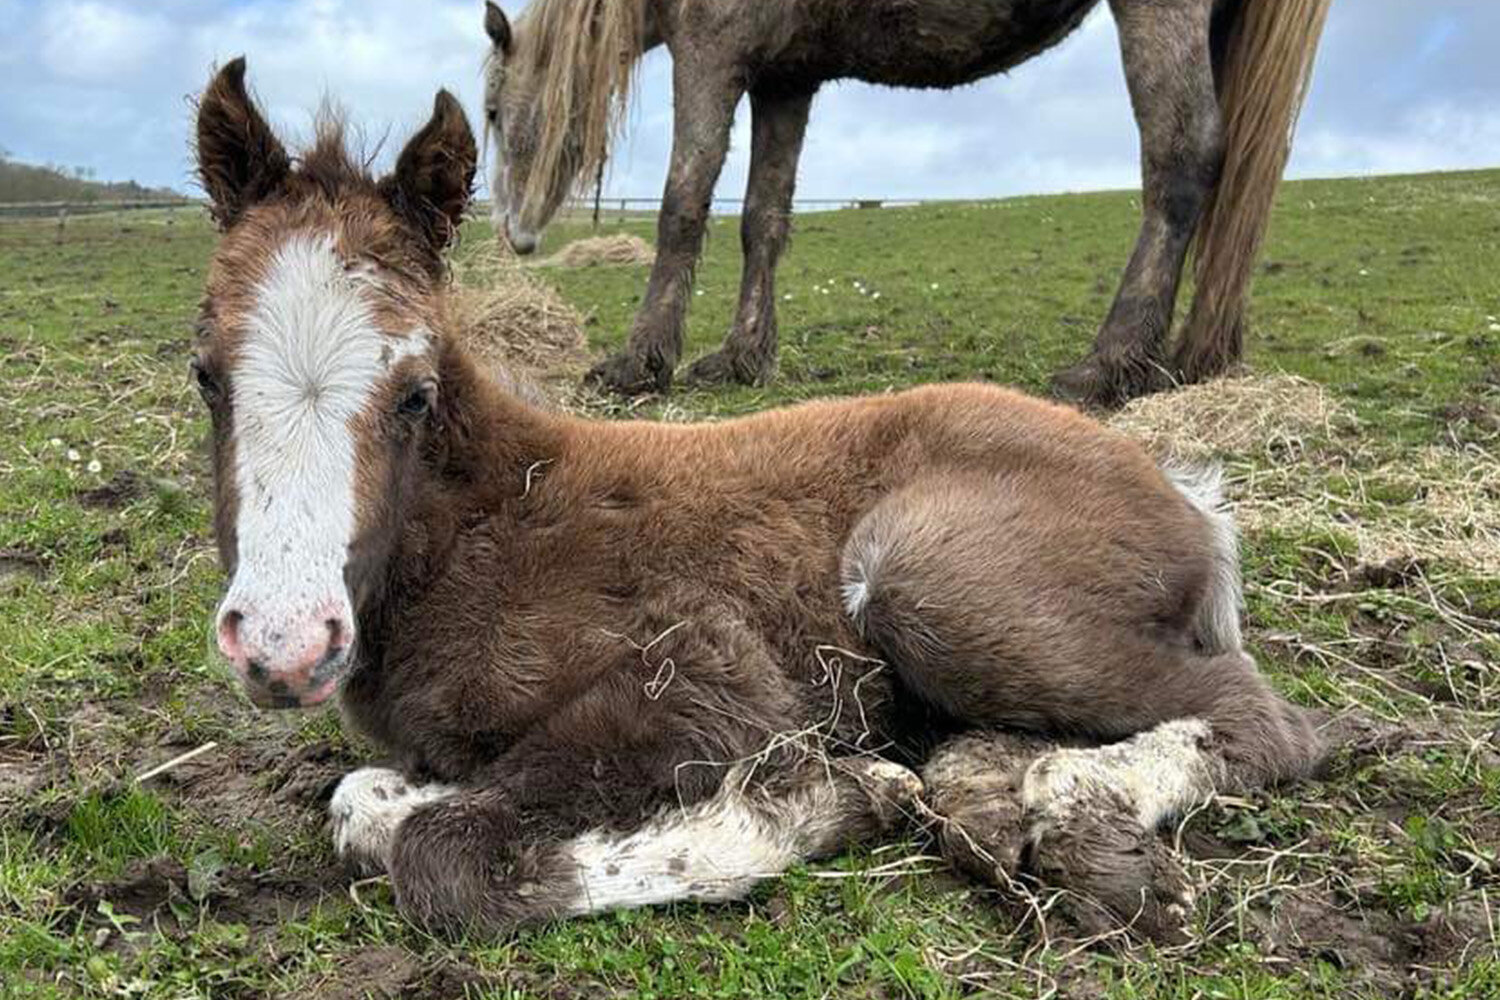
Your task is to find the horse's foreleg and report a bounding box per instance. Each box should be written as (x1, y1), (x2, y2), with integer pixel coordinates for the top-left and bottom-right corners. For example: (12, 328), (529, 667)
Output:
(1053, 0), (1222, 407)
(683, 89), (815, 388)
(585, 59), (744, 396)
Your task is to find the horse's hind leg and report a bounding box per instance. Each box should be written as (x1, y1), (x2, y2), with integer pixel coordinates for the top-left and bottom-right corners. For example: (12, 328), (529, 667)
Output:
(1052, 0), (1222, 406)
(684, 89), (815, 388)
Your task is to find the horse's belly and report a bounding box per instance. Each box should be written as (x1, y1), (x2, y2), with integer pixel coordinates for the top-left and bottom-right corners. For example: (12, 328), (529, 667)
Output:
(815, 0), (1101, 90)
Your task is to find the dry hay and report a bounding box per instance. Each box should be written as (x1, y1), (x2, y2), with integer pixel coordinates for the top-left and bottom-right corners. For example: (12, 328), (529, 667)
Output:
(1109, 375), (1500, 574)
(1108, 374), (1345, 462)
(447, 253), (594, 387)
(534, 234), (655, 269)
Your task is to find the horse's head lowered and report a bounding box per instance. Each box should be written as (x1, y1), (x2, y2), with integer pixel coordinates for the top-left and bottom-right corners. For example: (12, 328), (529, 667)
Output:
(482, 0), (643, 254)
(192, 58), (476, 708)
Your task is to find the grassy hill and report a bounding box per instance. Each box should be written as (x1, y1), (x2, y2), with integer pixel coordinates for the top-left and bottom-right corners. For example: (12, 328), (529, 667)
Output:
(0, 154), (182, 204)
(0, 169), (1495, 999)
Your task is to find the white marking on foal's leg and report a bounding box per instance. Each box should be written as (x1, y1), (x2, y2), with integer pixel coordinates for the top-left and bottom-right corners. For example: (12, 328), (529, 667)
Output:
(562, 759), (921, 916)
(329, 767), (456, 873)
(1022, 719), (1222, 837)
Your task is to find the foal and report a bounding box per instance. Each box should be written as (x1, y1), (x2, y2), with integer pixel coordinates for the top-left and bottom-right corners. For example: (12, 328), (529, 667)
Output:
(193, 60), (1323, 942)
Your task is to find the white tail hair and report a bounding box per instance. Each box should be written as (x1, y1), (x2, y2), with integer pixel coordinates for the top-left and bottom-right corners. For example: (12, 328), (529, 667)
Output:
(1162, 462), (1243, 654)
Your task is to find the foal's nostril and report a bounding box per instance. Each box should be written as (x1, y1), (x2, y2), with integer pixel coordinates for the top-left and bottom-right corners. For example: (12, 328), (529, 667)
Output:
(326, 617), (347, 650)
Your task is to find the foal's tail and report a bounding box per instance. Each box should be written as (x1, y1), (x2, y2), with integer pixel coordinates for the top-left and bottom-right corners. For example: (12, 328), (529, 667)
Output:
(1162, 462), (1242, 656)
(1177, 0), (1332, 380)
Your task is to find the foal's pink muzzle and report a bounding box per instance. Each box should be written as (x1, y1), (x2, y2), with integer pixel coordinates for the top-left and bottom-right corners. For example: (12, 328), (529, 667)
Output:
(216, 604), (354, 709)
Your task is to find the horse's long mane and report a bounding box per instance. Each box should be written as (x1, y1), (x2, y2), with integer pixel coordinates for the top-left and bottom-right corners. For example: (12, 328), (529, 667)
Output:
(506, 0), (648, 213)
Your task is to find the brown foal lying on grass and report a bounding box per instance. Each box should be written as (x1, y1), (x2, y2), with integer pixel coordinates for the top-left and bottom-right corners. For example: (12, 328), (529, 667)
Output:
(191, 59), (1324, 943)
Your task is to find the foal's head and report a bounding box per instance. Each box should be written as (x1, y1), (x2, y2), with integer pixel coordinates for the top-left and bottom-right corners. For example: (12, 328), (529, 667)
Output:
(192, 58), (476, 708)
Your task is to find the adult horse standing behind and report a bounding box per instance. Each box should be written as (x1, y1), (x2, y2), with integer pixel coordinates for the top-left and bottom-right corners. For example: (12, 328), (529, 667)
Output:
(483, 0), (1330, 405)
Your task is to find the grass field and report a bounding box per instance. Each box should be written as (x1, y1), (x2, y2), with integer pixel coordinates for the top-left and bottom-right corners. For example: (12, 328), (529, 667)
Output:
(1, 168), (1497, 999)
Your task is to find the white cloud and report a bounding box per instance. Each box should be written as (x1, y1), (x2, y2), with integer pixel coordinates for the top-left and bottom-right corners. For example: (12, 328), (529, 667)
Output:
(0, 0), (1494, 199)
(39, 1), (172, 83)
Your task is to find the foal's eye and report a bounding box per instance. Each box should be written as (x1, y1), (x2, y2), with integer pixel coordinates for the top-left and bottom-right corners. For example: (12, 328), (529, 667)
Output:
(190, 358), (221, 404)
(397, 381), (437, 418)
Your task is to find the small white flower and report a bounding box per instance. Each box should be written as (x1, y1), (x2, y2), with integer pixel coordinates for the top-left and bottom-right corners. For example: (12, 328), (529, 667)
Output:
(930, 283), (940, 290)
(86, 459), (102, 474)
(66, 449), (81, 462)
(872, 292), (881, 300)
(782, 293), (793, 301)
(1489, 323), (1500, 333)
(50, 438), (63, 448)
(1358, 268), (1369, 276)
(821, 287), (829, 295)
(694, 289), (704, 297)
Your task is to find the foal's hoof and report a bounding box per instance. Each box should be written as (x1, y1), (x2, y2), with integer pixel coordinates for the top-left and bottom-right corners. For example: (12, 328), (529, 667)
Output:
(923, 733), (1053, 886)
(584, 351), (669, 397)
(1031, 798), (1196, 945)
(844, 758), (925, 833)
(682, 349), (772, 388)
(329, 767), (456, 876)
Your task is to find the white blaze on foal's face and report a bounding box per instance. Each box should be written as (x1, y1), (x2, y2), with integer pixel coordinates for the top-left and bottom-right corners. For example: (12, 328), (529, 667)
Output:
(214, 232), (430, 708)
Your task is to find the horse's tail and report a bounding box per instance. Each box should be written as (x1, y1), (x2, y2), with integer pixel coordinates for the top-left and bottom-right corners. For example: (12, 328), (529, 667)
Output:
(1176, 0), (1331, 380)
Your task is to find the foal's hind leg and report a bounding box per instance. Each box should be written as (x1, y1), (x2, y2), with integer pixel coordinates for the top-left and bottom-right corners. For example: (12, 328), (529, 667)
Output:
(1053, 0), (1222, 406)
(683, 88), (815, 388)
(845, 474), (1325, 939)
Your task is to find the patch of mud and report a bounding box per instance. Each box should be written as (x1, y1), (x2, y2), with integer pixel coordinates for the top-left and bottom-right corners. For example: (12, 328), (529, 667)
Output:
(65, 854), (334, 930)
(1249, 894), (1419, 991)
(135, 734), (358, 831)
(288, 949), (497, 1000)
(76, 469), (149, 509)
(1243, 893), (1495, 993)
(0, 546), (45, 588)
(290, 947), (420, 1000)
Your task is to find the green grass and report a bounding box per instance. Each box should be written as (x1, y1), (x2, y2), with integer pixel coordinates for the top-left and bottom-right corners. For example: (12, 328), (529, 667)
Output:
(1, 170), (1497, 998)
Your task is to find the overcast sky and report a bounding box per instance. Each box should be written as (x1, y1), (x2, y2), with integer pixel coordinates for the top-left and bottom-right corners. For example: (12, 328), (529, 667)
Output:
(0, 0), (1496, 202)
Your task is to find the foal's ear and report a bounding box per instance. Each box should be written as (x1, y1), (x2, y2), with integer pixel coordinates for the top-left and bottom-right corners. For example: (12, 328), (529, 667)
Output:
(195, 57), (290, 229)
(381, 91), (477, 253)
(484, 2), (512, 55)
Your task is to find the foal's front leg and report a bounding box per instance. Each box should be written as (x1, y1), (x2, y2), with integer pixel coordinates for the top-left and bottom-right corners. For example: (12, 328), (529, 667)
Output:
(329, 658), (922, 935)
(332, 753), (921, 934)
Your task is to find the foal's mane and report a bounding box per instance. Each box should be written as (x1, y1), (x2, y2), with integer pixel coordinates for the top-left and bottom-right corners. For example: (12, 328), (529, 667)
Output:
(499, 0), (648, 213)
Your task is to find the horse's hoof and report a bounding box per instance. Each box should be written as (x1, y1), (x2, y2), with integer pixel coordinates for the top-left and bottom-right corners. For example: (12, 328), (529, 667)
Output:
(682, 349), (771, 387)
(1030, 795), (1196, 946)
(584, 352), (669, 397)
(1050, 354), (1166, 410)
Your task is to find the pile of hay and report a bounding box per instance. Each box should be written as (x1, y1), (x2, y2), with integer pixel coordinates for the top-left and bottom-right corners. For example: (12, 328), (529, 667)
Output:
(1110, 374), (1500, 574)
(448, 254), (594, 386)
(1108, 374), (1345, 462)
(535, 233), (655, 269)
